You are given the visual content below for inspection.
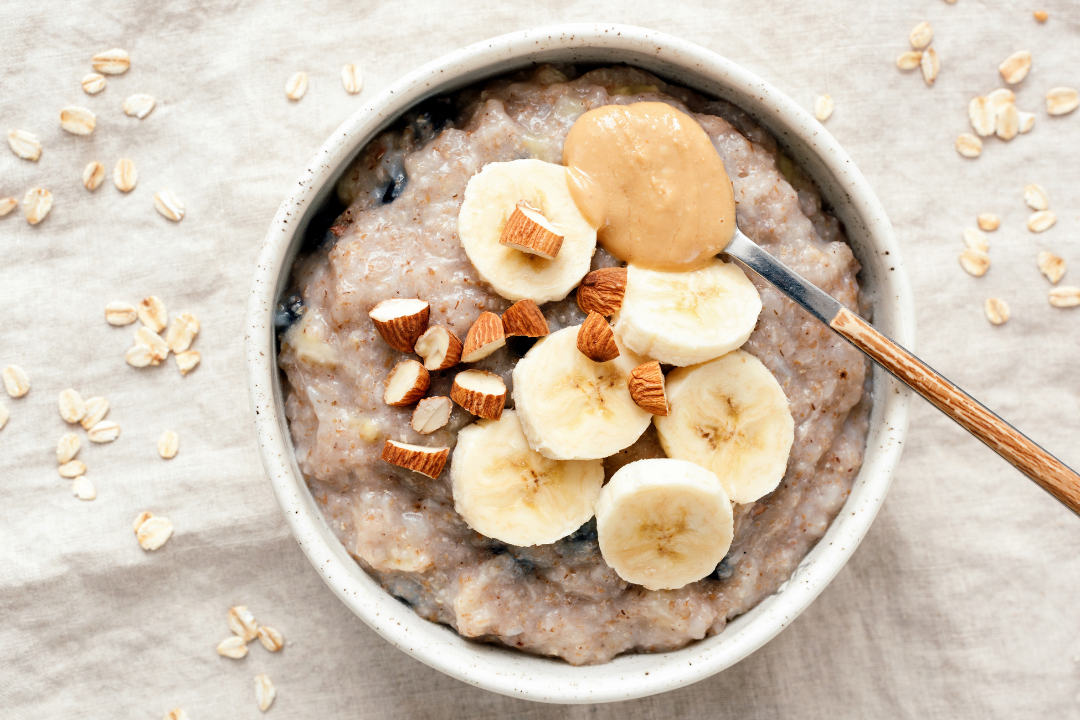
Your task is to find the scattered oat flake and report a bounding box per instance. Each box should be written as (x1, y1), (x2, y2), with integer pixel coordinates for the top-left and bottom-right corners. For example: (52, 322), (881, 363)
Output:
(1046, 87), (1079, 116)
(165, 312), (200, 353)
(0, 402), (7, 430)
(977, 214), (999, 232)
(135, 326), (170, 364)
(59, 460), (86, 478)
(814, 95), (833, 122)
(999, 51), (1032, 85)
(72, 476), (96, 501)
(341, 63), (363, 94)
(228, 606), (259, 641)
(81, 73), (106, 94)
(1028, 210), (1056, 233)
(60, 106), (96, 135)
(165, 709), (190, 720)
(153, 189), (185, 222)
(286, 71), (308, 100)
(81, 397), (109, 429)
(3, 365), (30, 398)
(158, 430), (179, 459)
(83, 161), (106, 191)
(996, 104), (1019, 141)
(920, 48), (939, 85)
(896, 51), (922, 70)
(258, 626), (284, 652)
(959, 249), (990, 277)
(93, 48), (130, 74)
(123, 94), (156, 119)
(105, 301), (138, 326)
(23, 188), (53, 225)
(963, 227), (989, 252)
(1049, 287), (1080, 308)
(133, 511), (153, 532)
(176, 350), (201, 376)
(1034, 10), (1048, 22)
(909, 22), (933, 50)
(138, 296), (168, 332)
(0, 197), (16, 217)
(7, 129), (42, 161)
(114, 158), (138, 192)
(955, 133), (982, 158)
(136, 515), (173, 550)
(1038, 251), (1065, 284)
(984, 298), (1010, 325)
(57, 433), (81, 463)
(217, 635), (249, 659)
(968, 97), (995, 137)
(1024, 184), (1049, 211)
(126, 345), (154, 368)
(1018, 111), (1035, 134)
(88, 420), (121, 443)
(987, 88), (1015, 111)
(59, 388), (87, 424)
(254, 674), (276, 712)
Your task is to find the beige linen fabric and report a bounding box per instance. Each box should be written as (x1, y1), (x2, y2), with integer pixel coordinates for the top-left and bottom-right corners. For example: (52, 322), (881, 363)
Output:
(2, 1), (1079, 717)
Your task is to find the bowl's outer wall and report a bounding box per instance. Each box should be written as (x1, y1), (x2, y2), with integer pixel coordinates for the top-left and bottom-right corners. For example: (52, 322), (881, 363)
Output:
(245, 24), (915, 704)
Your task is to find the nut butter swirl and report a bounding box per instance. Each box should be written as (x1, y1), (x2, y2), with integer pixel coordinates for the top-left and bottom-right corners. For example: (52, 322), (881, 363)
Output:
(562, 102), (736, 270)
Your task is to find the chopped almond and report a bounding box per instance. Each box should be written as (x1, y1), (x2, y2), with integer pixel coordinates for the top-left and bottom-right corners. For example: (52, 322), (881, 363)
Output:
(628, 361), (668, 415)
(576, 267), (627, 316)
(501, 299), (549, 338)
(577, 312), (620, 362)
(461, 312), (505, 363)
(383, 360), (430, 406)
(414, 325), (462, 371)
(411, 396), (453, 434)
(498, 201), (564, 259)
(381, 440), (449, 478)
(369, 298), (429, 352)
(451, 369), (506, 420)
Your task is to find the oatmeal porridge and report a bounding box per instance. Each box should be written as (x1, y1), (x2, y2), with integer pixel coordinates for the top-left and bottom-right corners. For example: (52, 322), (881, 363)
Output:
(277, 64), (870, 665)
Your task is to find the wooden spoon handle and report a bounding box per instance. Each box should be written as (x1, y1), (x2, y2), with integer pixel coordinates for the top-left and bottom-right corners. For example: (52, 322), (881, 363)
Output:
(831, 306), (1080, 511)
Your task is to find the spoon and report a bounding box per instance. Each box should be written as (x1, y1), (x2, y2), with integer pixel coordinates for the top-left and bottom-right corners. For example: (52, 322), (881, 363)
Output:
(722, 228), (1080, 515)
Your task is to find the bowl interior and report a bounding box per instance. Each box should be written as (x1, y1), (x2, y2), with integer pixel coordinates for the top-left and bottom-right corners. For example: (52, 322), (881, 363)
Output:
(248, 24), (913, 704)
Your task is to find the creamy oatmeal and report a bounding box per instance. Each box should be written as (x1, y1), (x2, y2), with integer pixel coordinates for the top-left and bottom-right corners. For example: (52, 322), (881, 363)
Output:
(278, 65), (870, 665)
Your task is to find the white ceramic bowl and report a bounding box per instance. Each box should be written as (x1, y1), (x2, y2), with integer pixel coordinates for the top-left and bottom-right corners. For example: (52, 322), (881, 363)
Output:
(245, 24), (914, 704)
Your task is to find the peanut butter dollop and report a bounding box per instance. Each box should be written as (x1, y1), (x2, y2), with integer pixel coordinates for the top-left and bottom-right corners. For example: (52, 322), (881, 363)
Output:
(562, 102), (736, 270)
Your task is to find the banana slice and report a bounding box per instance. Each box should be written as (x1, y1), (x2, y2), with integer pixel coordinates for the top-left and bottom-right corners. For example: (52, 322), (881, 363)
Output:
(595, 458), (734, 590)
(458, 159), (597, 303)
(512, 325), (651, 460)
(655, 350), (794, 504)
(613, 259), (761, 366)
(451, 410), (604, 546)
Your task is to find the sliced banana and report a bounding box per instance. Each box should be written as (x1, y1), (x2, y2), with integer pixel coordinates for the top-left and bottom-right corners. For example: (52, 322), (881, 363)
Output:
(655, 350), (794, 504)
(451, 410), (604, 546)
(613, 259), (761, 366)
(458, 159), (597, 303)
(512, 325), (651, 460)
(595, 458), (734, 590)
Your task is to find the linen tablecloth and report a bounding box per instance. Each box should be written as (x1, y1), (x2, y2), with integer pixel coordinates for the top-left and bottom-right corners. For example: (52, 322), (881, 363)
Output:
(2, 1), (1079, 717)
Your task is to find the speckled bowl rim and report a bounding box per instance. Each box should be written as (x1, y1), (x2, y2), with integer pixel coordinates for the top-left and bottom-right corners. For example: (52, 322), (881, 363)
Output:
(245, 24), (914, 704)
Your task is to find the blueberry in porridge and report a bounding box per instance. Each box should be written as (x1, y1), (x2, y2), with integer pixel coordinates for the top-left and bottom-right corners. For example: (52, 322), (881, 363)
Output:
(278, 64), (870, 665)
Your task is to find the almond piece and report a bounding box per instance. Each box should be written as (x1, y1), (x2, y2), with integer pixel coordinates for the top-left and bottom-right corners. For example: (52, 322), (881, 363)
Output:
(999, 51), (1032, 85)
(1037, 251), (1065, 284)
(411, 396), (452, 434)
(461, 312), (506, 363)
(414, 325), (462, 371)
(369, 298), (429, 352)
(628, 361), (668, 415)
(380, 439), (450, 478)
(576, 267), (627, 316)
(450, 369), (506, 420)
(383, 360), (430, 406)
(501, 299), (549, 338)
(498, 201), (564, 259)
(577, 312), (620, 362)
